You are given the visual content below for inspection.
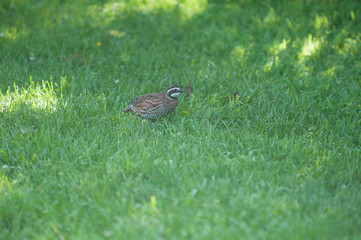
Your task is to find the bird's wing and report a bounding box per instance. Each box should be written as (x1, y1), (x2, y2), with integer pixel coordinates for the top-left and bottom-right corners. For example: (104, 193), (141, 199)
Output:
(130, 93), (160, 107)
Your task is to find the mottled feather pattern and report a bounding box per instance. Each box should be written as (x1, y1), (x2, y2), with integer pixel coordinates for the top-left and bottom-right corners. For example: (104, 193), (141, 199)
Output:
(123, 86), (183, 121)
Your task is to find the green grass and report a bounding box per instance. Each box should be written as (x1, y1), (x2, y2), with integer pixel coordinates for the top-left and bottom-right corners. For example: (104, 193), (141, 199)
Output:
(1, 0), (361, 239)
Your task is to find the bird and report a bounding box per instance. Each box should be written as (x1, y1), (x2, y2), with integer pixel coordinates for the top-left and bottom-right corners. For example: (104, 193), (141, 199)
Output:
(123, 85), (183, 121)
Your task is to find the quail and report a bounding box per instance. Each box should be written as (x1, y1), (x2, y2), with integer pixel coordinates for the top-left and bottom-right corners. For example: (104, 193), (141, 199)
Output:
(123, 85), (183, 121)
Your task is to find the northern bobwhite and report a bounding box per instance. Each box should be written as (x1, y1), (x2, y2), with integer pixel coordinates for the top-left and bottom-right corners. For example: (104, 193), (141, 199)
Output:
(123, 85), (183, 121)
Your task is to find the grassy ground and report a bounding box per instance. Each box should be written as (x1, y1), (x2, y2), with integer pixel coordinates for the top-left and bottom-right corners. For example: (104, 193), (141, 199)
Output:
(1, 0), (361, 239)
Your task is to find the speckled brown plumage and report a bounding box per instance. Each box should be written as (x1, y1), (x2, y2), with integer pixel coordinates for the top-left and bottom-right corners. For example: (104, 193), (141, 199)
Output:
(123, 86), (183, 121)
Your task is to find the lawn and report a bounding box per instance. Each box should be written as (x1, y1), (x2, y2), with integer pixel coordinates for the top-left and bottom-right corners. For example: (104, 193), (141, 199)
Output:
(0, 0), (361, 239)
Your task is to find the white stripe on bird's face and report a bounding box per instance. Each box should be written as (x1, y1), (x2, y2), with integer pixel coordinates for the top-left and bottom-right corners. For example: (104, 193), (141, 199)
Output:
(167, 87), (183, 98)
(170, 92), (181, 97)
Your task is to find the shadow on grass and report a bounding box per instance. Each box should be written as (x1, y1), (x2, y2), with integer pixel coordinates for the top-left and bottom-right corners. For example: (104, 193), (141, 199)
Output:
(0, 0), (359, 88)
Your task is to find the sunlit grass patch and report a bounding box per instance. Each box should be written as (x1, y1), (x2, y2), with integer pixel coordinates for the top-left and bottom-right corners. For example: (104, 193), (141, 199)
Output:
(0, 78), (60, 114)
(230, 45), (249, 66)
(263, 56), (279, 72)
(337, 36), (360, 55)
(1, 27), (23, 40)
(314, 14), (329, 30)
(263, 7), (279, 25)
(0, 171), (13, 194)
(299, 34), (322, 61)
(268, 39), (289, 56)
(88, 0), (207, 25)
(108, 29), (126, 38)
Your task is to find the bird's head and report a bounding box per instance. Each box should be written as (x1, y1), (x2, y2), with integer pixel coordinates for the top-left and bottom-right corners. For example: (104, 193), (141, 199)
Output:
(166, 85), (183, 99)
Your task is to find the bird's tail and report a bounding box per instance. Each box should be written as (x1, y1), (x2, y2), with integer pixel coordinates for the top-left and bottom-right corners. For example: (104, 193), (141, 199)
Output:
(123, 106), (132, 113)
